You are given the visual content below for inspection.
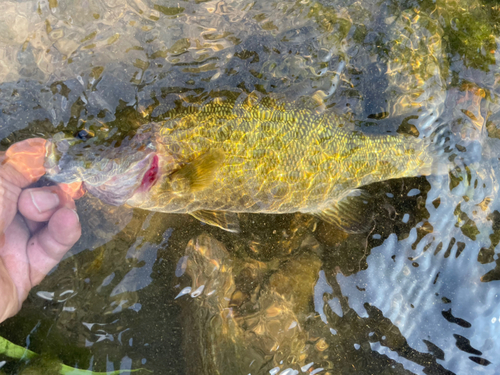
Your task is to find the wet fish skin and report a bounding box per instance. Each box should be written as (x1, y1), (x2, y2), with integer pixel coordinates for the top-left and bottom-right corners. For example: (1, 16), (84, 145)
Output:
(130, 103), (436, 227)
(46, 102), (438, 231)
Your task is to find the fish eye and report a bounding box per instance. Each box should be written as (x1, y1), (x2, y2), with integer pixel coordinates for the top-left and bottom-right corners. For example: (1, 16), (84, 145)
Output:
(74, 129), (94, 140)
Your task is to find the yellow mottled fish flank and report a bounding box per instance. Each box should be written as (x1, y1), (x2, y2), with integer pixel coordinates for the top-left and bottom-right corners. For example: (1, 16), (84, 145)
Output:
(126, 102), (435, 231)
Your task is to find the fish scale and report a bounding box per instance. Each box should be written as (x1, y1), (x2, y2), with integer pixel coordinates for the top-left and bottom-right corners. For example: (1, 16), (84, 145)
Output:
(127, 103), (437, 222)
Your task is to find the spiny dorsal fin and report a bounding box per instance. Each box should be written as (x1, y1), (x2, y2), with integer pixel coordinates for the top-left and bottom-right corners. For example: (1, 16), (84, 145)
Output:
(313, 189), (373, 233)
(242, 91), (260, 111)
(311, 90), (327, 114)
(190, 210), (240, 233)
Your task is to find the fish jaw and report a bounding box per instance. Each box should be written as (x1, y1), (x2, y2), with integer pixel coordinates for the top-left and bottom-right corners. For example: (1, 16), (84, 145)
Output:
(44, 138), (78, 184)
(44, 129), (161, 206)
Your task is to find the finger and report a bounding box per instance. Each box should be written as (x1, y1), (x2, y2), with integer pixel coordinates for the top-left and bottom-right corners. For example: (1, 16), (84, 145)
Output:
(0, 174), (22, 234)
(0, 138), (48, 234)
(3, 138), (47, 186)
(0, 257), (20, 322)
(23, 219), (45, 235)
(27, 207), (81, 286)
(59, 181), (85, 200)
(18, 186), (76, 223)
(0, 214), (31, 305)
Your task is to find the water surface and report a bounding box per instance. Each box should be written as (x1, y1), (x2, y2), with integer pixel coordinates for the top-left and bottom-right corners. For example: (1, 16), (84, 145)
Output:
(1, 0), (500, 374)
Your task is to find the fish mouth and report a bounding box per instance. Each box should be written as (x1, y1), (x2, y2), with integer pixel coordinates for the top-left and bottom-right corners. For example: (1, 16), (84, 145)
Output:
(44, 139), (64, 178)
(44, 133), (160, 205)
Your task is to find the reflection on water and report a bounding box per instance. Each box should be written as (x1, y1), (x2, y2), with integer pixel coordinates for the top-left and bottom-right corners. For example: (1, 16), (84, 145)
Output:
(1, 0), (500, 374)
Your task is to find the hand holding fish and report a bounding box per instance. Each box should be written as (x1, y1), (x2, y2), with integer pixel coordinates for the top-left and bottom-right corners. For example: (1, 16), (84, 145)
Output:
(0, 139), (82, 323)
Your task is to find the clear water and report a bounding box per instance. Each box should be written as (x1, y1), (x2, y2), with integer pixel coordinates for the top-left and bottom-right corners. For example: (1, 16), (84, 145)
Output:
(1, 0), (500, 374)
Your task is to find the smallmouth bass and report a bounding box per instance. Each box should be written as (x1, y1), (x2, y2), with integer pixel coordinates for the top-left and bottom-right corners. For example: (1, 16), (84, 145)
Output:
(45, 102), (444, 232)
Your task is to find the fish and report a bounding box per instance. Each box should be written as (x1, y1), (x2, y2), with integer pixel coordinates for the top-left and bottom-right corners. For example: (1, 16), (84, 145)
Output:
(44, 101), (446, 232)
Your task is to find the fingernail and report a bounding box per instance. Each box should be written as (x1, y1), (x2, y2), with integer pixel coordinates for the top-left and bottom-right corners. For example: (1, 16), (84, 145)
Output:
(30, 191), (60, 213)
(70, 208), (80, 222)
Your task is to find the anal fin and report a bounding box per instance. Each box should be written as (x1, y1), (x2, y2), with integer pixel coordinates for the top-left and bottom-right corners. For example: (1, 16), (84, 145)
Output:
(190, 210), (241, 233)
(313, 189), (373, 233)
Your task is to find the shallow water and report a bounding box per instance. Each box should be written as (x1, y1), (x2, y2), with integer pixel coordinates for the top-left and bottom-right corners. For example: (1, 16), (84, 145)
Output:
(1, 0), (500, 374)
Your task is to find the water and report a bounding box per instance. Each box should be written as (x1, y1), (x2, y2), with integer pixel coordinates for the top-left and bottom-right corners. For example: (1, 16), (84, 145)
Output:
(1, 0), (500, 374)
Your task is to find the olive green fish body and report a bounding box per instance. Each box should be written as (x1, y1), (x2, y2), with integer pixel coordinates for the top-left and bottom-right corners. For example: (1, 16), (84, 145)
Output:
(127, 103), (434, 218)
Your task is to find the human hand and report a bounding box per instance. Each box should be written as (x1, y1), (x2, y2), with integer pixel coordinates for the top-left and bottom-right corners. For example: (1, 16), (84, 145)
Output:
(0, 138), (82, 323)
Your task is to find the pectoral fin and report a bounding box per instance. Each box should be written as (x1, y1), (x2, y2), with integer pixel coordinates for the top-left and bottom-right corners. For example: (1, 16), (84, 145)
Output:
(313, 189), (373, 233)
(170, 149), (224, 194)
(190, 210), (240, 233)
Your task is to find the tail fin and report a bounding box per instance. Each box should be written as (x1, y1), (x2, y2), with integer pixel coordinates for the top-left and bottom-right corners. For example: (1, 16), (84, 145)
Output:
(410, 118), (451, 177)
(421, 119), (484, 180)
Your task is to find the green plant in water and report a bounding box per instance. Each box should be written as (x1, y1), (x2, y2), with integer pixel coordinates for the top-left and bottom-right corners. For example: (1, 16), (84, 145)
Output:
(0, 335), (150, 375)
(418, 0), (498, 71)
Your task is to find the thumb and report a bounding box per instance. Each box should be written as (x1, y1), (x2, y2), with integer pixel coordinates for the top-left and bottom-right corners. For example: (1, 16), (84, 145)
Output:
(3, 138), (47, 187)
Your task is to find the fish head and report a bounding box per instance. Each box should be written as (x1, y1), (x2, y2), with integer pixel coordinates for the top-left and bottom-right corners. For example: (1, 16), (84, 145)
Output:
(45, 125), (161, 206)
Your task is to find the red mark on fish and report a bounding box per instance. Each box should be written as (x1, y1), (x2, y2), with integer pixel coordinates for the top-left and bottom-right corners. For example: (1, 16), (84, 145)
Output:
(138, 155), (159, 192)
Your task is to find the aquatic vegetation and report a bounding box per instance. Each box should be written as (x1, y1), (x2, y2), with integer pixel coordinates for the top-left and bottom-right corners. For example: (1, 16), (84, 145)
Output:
(419, 0), (499, 71)
(0, 334), (149, 374)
